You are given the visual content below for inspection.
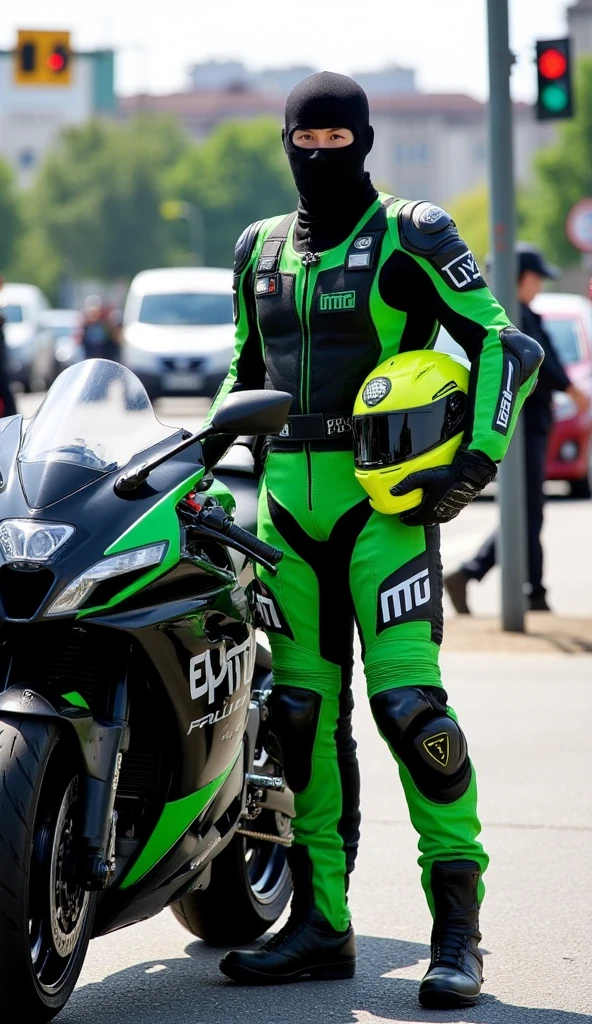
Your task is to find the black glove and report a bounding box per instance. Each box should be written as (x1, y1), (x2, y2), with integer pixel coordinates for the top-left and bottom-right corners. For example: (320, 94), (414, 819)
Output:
(390, 447), (497, 527)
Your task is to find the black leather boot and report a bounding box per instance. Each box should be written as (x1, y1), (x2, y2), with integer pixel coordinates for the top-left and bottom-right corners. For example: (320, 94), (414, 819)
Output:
(219, 846), (355, 985)
(418, 860), (483, 1009)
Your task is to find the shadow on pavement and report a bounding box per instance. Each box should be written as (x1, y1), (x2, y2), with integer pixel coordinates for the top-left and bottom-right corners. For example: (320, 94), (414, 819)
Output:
(60, 933), (590, 1024)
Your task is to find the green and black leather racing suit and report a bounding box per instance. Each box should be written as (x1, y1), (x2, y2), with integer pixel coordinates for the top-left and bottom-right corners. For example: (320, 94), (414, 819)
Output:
(204, 194), (543, 930)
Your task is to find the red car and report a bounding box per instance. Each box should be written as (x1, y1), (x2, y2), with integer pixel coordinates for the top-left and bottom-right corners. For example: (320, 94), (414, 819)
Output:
(532, 292), (592, 498)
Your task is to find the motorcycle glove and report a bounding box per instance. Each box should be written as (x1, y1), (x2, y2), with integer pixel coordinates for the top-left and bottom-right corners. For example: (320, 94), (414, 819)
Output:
(390, 447), (497, 527)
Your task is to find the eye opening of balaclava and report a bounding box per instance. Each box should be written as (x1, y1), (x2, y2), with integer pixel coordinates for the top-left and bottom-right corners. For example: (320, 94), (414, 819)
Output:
(283, 71), (374, 209)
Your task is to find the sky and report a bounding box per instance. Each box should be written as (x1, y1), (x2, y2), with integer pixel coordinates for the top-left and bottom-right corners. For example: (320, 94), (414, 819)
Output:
(0, 0), (573, 101)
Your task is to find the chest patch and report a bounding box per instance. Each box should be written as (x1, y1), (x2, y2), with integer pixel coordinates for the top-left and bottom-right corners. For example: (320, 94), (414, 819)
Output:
(319, 290), (356, 313)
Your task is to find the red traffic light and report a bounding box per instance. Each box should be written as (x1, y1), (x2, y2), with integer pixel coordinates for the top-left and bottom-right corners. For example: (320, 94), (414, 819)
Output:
(47, 52), (65, 71)
(538, 48), (567, 80)
(47, 45), (68, 73)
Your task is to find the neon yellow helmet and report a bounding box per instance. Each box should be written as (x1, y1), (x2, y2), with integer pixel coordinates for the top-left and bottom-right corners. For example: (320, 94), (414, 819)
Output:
(353, 350), (470, 515)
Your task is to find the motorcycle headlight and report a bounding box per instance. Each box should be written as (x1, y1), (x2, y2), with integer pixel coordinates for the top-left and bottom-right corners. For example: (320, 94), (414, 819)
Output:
(0, 520), (75, 563)
(46, 542), (168, 616)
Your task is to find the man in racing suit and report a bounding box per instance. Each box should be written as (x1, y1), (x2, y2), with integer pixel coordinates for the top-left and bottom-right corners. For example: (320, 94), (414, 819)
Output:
(206, 73), (543, 1008)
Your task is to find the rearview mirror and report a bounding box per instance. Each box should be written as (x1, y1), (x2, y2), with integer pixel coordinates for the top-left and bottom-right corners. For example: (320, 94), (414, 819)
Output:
(210, 390), (292, 436)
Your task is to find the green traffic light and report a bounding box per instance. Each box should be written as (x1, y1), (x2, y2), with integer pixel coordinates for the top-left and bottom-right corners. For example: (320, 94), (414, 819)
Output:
(541, 82), (568, 112)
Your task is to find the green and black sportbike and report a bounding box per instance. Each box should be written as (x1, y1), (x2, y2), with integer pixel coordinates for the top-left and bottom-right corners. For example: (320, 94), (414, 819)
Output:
(0, 359), (294, 1021)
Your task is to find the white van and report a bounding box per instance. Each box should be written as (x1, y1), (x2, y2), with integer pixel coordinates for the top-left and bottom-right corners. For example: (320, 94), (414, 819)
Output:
(122, 267), (235, 399)
(1, 284), (50, 391)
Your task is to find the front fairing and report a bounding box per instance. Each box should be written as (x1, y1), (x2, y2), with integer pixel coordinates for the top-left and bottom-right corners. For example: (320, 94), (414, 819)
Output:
(0, 413), (206, 622)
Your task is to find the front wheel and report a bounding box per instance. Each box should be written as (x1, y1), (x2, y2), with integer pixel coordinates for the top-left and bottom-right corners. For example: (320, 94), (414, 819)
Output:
(0, 717), (96, 1021)
(171, 809), (292, 945)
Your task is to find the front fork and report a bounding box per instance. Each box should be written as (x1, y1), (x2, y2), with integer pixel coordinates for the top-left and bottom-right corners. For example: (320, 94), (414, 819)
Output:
(77, 674), (130, 890)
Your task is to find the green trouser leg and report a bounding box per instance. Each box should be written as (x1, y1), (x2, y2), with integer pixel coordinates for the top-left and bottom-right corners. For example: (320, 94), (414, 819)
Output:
(349, 507), (489, 912)
(255, 450), (488, 929)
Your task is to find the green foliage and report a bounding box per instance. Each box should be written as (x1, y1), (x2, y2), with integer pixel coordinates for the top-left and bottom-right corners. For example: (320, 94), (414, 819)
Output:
(448, 185), (490, 268)
(10, 113), (295, 294)
(521, 56), (592, 266)
(448, 184), (535, 273)
(167, 117), (296, 267)
(25, 117), (189, 283)
(0, 160), (22, 273)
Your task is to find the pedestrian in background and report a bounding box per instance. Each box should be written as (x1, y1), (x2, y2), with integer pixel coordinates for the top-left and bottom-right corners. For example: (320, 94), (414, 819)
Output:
(445, 243), (589, 614)
(80, 295), (120, 362)
(0, 276), (17, 418)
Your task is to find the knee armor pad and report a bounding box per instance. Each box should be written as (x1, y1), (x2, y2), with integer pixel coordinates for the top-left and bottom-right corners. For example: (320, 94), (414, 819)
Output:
(265, 686), (321, 793)
(370, 687), (471, 803)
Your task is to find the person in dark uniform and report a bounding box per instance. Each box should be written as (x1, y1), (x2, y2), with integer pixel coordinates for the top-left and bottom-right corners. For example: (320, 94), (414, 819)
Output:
(80, 296), (120, 362)
(445, 243), (589, 613)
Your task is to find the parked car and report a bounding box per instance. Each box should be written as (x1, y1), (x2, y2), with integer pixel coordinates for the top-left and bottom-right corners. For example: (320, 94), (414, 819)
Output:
(532, 292), (592, 498)
(30, 308), (82, 390)
(0, 283), (50, 391)
(121, 267), (234, 399)
(435, 294), (592, 498)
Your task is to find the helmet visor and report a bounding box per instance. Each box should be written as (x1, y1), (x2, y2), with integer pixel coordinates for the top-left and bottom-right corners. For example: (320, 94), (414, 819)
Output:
(353, 392), (467, 469)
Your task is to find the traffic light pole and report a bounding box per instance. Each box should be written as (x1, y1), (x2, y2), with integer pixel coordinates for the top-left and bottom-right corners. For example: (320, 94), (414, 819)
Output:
(487, 0), (527, 632)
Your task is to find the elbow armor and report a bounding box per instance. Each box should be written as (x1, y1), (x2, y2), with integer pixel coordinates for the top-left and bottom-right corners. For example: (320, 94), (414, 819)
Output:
(492, 327), (544, 436)
(499, 326), (544, 387)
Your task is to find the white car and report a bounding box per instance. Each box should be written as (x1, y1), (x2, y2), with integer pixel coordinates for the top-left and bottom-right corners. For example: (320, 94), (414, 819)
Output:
(121, 267), (235, 399)
(1, 283), (50, 391)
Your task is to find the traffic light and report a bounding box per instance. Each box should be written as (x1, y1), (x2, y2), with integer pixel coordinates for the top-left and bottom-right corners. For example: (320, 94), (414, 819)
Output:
(14, 31), (72, 86)
(535, 38), (573, 121)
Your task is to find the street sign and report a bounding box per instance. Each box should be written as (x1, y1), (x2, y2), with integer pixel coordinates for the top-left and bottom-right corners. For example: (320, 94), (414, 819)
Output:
(566, 199), (592, 253)
(14, 30), (72, 86)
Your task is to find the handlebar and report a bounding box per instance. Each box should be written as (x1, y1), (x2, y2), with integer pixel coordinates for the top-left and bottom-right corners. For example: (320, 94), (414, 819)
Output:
(185, 500), (283, 575)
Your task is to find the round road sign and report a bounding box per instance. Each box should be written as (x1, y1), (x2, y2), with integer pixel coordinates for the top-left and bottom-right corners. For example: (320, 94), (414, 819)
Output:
(566, 199), (592, 253)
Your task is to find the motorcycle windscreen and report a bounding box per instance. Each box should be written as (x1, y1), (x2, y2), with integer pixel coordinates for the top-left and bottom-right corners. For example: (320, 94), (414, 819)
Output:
(352, 392), (467, 469)
(19, 359), (177, 507)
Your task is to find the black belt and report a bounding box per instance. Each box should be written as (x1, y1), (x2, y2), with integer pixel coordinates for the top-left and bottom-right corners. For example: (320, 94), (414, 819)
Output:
(269, 411), (354, 450)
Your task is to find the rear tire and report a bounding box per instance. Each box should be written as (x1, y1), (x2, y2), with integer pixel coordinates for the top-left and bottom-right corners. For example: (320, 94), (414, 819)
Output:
(171, 809), (292, 946)
(0, 717), (96, 1021)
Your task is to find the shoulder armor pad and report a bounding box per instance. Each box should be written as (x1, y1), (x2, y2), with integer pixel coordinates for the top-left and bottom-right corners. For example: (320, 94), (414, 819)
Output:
(398, 201), (456, 257)
(398, 201), (486, 292)
(234, 220), (263, 275)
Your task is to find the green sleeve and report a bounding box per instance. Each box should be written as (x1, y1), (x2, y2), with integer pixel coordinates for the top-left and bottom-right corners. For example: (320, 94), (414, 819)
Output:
(394, 202), (543, 464)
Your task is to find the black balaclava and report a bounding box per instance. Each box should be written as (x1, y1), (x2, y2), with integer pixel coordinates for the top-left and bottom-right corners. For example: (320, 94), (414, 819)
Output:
(283, 71), (378, 253)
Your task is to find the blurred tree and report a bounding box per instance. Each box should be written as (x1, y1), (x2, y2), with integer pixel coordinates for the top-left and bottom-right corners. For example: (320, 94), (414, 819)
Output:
(521, 55), (592, 267)
(19, 116), (190, 288)
(448, 185), (490, 268)
(448, 183), (531, 280)
(167, 117), (297, 267)
(0, 160), (22, 273)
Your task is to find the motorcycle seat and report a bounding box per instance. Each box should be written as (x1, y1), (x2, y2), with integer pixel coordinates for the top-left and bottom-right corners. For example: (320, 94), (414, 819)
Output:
(214, 443), (258, 536)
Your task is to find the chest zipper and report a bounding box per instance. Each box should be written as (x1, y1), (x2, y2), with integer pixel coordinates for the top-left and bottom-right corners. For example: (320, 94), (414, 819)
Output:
(300, 251), (321, 512)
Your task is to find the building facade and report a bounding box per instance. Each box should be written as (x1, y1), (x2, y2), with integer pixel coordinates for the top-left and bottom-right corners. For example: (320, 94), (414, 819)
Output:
(567, 0), (592, 61)
(0, 49), (115, 187)
(119, 87), (555, 208)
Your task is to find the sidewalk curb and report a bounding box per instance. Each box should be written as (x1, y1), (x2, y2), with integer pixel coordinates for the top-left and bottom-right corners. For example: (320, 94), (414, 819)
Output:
(441, 614), (592, 654)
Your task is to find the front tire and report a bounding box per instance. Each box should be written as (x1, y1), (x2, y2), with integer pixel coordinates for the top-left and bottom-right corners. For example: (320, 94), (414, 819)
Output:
(0, 718), (96, 1021)
(171, 809), (292, 946)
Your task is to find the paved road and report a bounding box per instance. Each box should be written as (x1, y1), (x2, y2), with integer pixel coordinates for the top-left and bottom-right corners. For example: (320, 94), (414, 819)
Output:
(16, 392), (592, 1023)
(57, 654), (591, 1024)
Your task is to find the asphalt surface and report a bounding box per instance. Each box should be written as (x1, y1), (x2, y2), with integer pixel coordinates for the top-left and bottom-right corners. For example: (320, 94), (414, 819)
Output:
(16, 392), (592, 1022)
(56, 654), (591, 1024)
